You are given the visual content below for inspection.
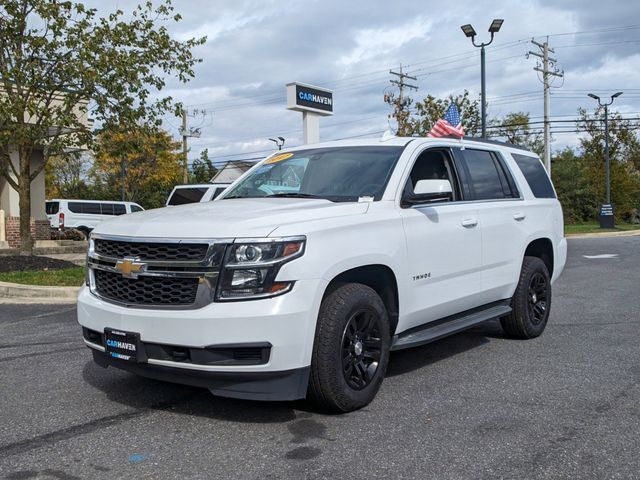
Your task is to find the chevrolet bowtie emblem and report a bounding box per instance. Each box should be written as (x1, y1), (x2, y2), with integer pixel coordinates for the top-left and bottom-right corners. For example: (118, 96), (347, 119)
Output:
(115, 258), (146, 279)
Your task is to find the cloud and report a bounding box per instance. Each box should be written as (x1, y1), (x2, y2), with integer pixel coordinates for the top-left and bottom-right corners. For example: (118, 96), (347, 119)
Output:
(338, 17), (432, 66)
(81, 0), (640, 158)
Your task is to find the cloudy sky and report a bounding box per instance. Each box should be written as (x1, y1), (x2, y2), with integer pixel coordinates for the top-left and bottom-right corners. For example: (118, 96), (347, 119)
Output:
(96, 0), (639, 166)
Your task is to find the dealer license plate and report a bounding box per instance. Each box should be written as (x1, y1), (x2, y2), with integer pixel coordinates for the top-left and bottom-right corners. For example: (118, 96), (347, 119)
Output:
(104, 328), (140, 362)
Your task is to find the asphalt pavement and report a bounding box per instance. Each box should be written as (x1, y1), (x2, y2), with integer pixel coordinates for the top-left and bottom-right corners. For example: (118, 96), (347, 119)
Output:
(0, 235), (639, 479)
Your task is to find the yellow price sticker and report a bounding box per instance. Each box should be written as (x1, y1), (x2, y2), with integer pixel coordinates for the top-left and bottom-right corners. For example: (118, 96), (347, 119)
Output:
(265, 153), (294, 164)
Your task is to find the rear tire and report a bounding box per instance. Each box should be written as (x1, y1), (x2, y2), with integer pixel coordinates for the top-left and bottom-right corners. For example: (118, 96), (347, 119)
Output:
(501, 256), (552, 339)
(308, 283), (390, 413)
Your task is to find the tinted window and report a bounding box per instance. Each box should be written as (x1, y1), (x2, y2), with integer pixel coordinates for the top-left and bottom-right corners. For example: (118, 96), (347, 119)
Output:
(130, 205), (143, 213)
(68, 202), (83, 213)
(101, 203), (115, 215)
(461, 149), (507, 200)
(512, 154), (556, 198)
(46, 202), (59, 215)
(168, 187), (208, 205)
(82, 203), (102, 214)
(114, 204), (127, 215)
(405, 149), (460, 202)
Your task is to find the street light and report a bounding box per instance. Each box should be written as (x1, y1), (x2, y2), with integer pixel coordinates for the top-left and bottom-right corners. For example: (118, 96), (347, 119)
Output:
(460, 19), (504, 138)
(268, 136), (285, 150)
(588, 91), (623, 228)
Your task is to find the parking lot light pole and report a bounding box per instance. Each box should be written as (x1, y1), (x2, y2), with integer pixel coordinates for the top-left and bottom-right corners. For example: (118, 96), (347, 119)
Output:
(588, 92), (623, 205)
(461, 19), (503, 138)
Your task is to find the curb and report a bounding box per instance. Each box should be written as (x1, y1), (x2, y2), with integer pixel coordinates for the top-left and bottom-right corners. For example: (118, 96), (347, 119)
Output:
(0, 281), (80, 303)
(565, 230), (640, 239)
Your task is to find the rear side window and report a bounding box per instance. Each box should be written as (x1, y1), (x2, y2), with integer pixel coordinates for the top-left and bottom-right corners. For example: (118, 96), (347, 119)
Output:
(168, 187), (208, 205)
(82, 203), (101, 214)
(512, 154), (556, 198)
(114, 204), (127, 215)
(460, 149), (513, 200)
(101, 203), (115, 215)
(68, 202), (83, 213)
(46, 202), (59, 215)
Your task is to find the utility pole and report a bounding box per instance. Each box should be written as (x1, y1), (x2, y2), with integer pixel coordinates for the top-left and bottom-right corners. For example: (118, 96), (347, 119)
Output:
(389, 64), (418, 134)
(181, 109), (188, 184)
(179, 108), (204, 184)
(389, 64), (418, 106)
(529, 37), (563, 174)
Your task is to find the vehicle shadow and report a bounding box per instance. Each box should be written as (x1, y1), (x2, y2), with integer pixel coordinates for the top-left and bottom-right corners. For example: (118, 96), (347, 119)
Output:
(387, 319), (506, 377)
(81, 319), (507, 420)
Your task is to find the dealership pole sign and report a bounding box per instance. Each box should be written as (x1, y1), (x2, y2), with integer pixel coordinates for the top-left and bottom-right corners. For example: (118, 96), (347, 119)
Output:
(286, 82), (333, 144)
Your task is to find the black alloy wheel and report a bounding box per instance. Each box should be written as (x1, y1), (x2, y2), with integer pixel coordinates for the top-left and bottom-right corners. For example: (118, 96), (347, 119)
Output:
(528, 272), (548, 325)
(341, 309), (383, 390)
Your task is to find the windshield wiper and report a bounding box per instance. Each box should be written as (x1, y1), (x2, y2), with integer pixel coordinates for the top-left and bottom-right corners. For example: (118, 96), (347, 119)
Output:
(265, 193), (323, 199)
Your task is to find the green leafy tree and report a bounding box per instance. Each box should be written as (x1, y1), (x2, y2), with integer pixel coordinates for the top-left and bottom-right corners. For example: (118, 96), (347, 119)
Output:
(0, 0), (205, 253)
(190, 148), (218, 184)
(491, 112), (544, 156)
(577, 107), (640, 219)
(384, 90), (482, 137)
(551, 148), (599, 223)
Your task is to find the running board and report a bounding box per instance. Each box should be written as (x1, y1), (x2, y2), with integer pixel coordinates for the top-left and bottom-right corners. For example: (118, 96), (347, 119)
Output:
(390, 302), (512, 351)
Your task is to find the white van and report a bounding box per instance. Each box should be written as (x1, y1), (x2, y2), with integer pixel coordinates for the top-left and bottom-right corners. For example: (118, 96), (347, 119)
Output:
(165, 183), (230, 207)
(46, 199), (144, 237)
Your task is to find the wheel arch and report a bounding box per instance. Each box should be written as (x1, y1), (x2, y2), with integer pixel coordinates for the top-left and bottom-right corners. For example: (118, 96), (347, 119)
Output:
(323, 264), (400, 336)
(524, 237), (554, 277)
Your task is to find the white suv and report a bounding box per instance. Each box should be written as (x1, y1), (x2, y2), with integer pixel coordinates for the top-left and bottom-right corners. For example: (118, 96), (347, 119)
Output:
(78, 137), (567, 412)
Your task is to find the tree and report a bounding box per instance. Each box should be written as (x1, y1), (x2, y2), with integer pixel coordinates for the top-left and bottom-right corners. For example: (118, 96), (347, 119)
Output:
(190, 148), (217, 184)
(384, 89), (481, 137)
(577, 107), (640, 219)
(551, 148), (599, 223)
(490, 112), (544, 156)
(384, 93), (414, 136)
(45, 150), (92, 199)
(0, 0), (205, 253)
(91, 126), (182, 209)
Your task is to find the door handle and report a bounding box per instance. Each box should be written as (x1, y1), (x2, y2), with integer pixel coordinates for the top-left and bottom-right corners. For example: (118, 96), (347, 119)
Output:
(513, 212), (526, 221)
(461, 218), (478, 228)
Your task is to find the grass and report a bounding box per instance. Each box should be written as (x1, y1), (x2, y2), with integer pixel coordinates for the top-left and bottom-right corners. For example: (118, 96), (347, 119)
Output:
(0, 267), (86, 286)
(565, 222), (640, 235)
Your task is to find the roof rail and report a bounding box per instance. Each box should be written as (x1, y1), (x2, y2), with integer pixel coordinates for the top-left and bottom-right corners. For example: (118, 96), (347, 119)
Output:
(432, 135), (533, 152)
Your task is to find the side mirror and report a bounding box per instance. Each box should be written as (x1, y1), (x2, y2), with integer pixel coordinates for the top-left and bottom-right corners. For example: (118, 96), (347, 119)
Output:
(403, 179), (453, 206)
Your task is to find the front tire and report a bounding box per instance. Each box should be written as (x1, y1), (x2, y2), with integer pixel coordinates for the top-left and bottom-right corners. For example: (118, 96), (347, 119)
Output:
(308, 283), (390, 413)
(501, 256), (552, 339)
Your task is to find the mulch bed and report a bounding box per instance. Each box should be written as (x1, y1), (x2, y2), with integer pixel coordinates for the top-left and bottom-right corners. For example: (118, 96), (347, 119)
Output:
(0, 256), (78, 273)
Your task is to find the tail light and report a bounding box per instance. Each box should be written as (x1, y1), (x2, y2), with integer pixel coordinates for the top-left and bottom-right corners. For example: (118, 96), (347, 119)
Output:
(59, 212), (65, 230)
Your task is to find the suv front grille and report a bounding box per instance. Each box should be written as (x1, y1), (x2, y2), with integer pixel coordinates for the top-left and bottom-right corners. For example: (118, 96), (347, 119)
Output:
(94, 270), (199, 306)
(88, 235), (227, 309)
(94, 239), (208, 262)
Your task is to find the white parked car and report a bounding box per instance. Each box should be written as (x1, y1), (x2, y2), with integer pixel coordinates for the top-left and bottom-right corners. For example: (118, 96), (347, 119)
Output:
(46, 199), (144, 238)
(78, 137), (567, 412)
(165, 183), (230, 207)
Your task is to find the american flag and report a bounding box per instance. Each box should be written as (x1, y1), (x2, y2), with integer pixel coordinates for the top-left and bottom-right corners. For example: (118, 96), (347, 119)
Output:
(427, 103), (464, 138)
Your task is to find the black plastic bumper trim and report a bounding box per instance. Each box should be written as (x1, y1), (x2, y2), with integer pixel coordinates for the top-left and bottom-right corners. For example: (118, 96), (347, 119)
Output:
(91, 350), (310, 401)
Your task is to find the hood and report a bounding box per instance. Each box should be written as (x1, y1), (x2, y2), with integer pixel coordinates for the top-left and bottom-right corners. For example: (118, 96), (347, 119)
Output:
(92, 198), (369, 239)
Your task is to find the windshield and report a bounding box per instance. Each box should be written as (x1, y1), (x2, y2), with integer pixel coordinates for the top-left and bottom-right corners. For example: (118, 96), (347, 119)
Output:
(223, 146), (404, 202)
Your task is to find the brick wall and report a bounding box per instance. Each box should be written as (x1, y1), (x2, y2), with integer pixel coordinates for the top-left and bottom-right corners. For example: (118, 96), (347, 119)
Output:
(5, 216), (51, 248)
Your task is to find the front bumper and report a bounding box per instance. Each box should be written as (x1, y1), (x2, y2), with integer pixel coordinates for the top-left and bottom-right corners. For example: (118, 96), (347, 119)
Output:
(91, 350), (310, 401)
(77, 278), (327, 400)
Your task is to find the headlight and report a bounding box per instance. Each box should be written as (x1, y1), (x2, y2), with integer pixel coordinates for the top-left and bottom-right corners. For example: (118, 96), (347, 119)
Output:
(217, 236), (305, 300)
